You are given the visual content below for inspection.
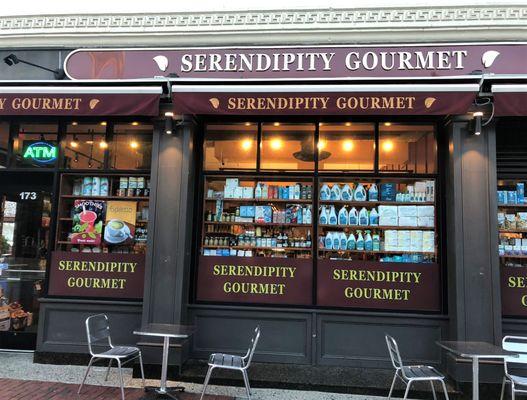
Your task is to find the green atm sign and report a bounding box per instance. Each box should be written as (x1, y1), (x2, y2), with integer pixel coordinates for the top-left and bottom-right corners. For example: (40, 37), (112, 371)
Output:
(22, 141), (57, 164)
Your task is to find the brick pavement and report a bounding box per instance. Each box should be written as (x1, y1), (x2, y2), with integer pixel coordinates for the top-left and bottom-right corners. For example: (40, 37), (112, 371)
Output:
(0, 378), (234, 400)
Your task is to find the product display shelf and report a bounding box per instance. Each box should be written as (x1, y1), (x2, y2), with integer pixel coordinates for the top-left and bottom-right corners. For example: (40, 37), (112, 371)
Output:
(60, 195), (149, 200)
(318, 224), (434, 230)
(204, 221), (309, 227)
(205, 197), (312, 204)
(319, 200), (435, 206)
(498, 204), (527, 208)
(318, 249), (436, 255)
(203, 245), (310, 252)
(500, 255), (527, 259)
(499, 229), (527, 233)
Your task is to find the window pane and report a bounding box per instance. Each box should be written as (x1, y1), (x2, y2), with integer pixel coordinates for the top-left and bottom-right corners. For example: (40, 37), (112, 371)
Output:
(319, 122), (375, 171)
(109, 123), (152, 170)
(261, 123), (315, 171)
(0, 122), (9, 168)
(379, 124), (436, 174)
(14, 124), (58, 168)
(204, 123), (257, 171)
(62, 123), (106, 169)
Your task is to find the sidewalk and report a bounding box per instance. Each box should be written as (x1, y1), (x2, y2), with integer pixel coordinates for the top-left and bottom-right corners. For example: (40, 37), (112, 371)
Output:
(0, 351), (400, 400)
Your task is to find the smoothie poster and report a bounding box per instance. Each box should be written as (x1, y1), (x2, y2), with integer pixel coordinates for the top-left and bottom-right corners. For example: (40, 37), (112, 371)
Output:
(71, 200), (105, 245)
(104, 201), (136, 245)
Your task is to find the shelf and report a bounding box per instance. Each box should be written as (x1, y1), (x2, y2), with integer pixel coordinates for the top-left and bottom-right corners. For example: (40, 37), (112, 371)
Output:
(205, 197), (312, 204)
(61, 195), (149, 200)
(500, 255), (527, 259)
(59, 218), (149, 223)
(319, 200), (434, 206)
(499, 229), (527, 233)
(318, 224), (434, 230)
(318, 249), (436, 255)
(204, 221), (310, 227)
(498, 204), (527, 208)
(203, 245), (311, 251)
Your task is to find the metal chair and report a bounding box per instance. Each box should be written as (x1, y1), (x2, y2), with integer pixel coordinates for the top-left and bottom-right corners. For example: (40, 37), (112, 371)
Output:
(385, 334), (449, 400)
(500, 335), (527, 400)
(78, 314), (145, 400)
(200, 326), (260, 400)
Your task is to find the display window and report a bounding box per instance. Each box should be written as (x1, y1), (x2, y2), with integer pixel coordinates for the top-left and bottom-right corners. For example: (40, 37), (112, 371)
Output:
(62, 123), (107, 170)
(13, 123), (58, 168)
(0, 123), (9, 168)
(109, 123), (153, 170)
(318, 122), (375, 171)
(195, 121), (442, 312)
(204, 123), (258, 171)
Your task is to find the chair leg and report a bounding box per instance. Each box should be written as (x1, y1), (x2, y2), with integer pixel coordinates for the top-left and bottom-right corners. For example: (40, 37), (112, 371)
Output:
(242, 369), (251, 399)
(138, 352), (145, 388)
(501, 377), (506, 400)
(78, 356), (94, 394)
(403, 381), (412, 400)
(387, 372), (397, 400)
(440, 379), (450, 400)
(430, 381), (437, 400)
(117, 358), (125, 400)
(105, 359), (113, 381)
(200, 366), (214, 400)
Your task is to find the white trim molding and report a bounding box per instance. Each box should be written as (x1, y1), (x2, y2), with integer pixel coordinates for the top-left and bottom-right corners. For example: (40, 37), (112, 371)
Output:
(0, 6), (527, 47)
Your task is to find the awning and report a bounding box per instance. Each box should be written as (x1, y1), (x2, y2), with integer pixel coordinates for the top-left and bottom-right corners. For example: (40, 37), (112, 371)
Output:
(492, 85), (527, 116)
(171, 84), (480, 116)
(0, 86), (162, 116)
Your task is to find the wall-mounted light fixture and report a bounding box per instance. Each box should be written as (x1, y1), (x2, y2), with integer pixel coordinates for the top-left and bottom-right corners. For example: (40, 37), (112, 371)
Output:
(473, 111), (483, 136)
(4, 54), (65, 80)
(164, 111), (174, 134)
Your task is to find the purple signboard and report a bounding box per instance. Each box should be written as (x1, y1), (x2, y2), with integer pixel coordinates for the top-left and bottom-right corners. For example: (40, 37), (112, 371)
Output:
(65, 44), (522, 80)
(172, 91), (476, 115)
(0, 93), (159, 116)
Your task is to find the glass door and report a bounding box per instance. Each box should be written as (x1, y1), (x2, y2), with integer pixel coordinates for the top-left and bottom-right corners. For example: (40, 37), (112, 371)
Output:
(0, 172), (53, 350)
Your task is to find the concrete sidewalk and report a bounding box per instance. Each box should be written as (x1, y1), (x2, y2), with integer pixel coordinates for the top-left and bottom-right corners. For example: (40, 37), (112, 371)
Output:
(0, 351), (400, 400)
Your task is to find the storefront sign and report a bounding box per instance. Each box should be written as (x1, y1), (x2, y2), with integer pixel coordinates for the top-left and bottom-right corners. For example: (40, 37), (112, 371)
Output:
(48, 251), (145, 299)
(0, 93), (159, 116)
(501, 267), (527, 316)
(65, 44), (525, 80)
(22, 141), (57, 164)
(317, 260), (440, 311)
(197, 255), (312, 305)
(172, 91), (476, 116)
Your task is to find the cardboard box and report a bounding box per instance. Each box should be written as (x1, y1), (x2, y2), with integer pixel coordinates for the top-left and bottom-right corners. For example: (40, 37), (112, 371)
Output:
(417, 217), (435, 227)
(224, 186), (235, 198)
(379, 216), (398, 226)
(225, 178), (239, 188)
(379, 205), (398, 218)
(417, 206), (435, 218)
(242, 187), (254, 199)
(234, 187), (244, 199)
(384, 230), (398, 251)
(399, 216), (418, 227)
(397, 230), (411, 251)
(398, 205), (417, 217)
(410, 230), (423, 252)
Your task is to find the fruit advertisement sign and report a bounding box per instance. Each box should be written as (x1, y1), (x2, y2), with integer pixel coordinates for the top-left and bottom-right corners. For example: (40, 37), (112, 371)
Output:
(71, 200), (105, 245)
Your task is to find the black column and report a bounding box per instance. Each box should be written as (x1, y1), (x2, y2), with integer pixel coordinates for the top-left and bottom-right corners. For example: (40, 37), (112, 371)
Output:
(444, 118), (502, 381)
(142, 116), (196, 325)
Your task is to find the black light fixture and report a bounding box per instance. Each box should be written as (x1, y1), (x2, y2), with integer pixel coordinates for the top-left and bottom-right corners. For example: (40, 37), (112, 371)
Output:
(473, 111), (483, 136)
(165, 112), (174, 134)
(4, 53), (65, 80)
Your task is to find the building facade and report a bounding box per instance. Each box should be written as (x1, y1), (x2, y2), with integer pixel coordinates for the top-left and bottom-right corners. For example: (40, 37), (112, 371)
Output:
(0, 3), (526, 392)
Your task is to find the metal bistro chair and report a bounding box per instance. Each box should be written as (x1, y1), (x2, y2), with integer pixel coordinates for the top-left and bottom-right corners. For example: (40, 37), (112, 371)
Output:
(200, 326), (260, 400)
(385, 334), (449, 400)
(78, 314), (145, 400)
(500, 335), (527, 400)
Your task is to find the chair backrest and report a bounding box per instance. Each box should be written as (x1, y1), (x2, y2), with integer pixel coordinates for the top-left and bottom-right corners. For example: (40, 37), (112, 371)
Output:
(245, 326), (261, 367)
(85, 314), (112, 355)
(385, 334), (404, 370)
(502, 335), (527, 374)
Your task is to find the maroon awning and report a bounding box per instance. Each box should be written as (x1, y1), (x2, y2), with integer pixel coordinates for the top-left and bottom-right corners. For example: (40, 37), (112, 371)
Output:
(492, 85), (527, 116)
(171, 84), (479, 116)
(0, 86), (162, 116)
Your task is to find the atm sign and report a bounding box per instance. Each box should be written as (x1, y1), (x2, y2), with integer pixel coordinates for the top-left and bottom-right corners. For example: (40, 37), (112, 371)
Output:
(22, 141), (57, 164)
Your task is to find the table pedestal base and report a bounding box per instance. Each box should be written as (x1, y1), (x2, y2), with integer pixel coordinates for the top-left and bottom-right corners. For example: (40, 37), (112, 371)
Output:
(140, 386), (185, 400)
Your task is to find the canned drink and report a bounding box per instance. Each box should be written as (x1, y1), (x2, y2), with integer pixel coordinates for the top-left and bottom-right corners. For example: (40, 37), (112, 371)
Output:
(119, 177), (128, 189)
(92, 177), (101, 196)
(144, 188), (150, 197)
(73, 179), (83, 196)
(100, 178), (109, 196)
(117, 188), (126, 197)
(135, 188), (143, 197)
(137, 177), (145, 189)
(129, 177), (138, 189)
(82, 177), (93, 196)
(127, 188), (135, 197)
